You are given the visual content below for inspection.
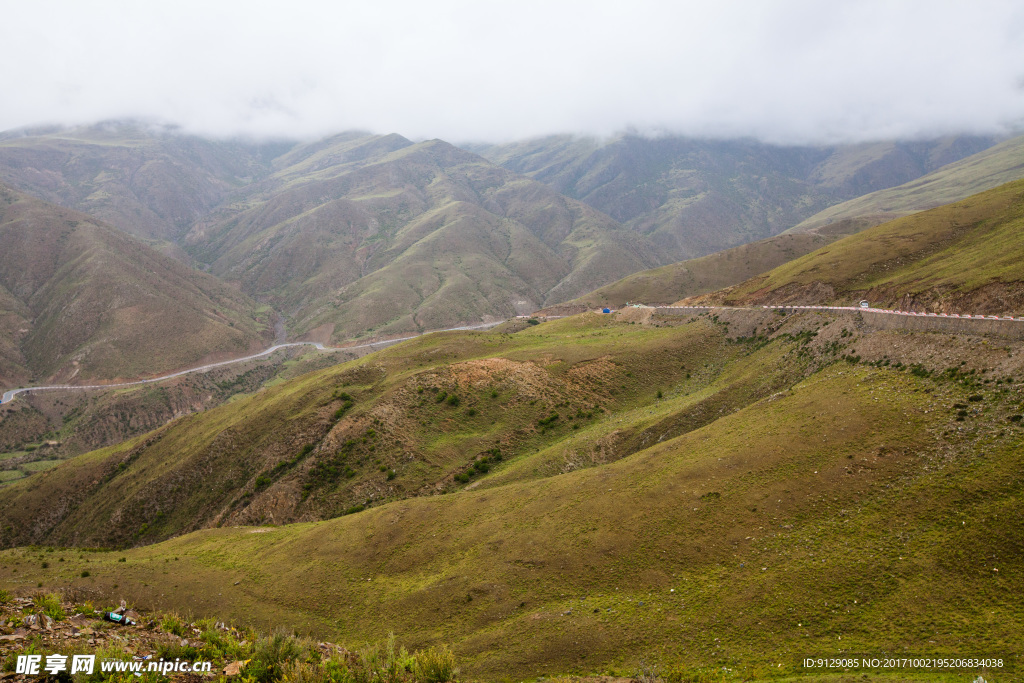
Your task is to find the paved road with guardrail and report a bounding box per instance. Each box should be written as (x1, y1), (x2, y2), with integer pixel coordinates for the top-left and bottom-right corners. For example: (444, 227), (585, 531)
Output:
(652, 303), (1024, 341)
(0, 321), (500, 405)
(5, 305), (1020, 406)
(655, 303), (1024, 321)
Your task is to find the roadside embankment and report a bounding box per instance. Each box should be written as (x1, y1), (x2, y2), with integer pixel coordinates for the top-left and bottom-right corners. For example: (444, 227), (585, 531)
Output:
(655, 305), (1024, 340)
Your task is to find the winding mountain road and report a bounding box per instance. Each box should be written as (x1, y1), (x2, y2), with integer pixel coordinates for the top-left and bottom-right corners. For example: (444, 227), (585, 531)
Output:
(658, 303), (1024, 321)
(0, 321), (500, 405)
(4, 305), (1021, 406)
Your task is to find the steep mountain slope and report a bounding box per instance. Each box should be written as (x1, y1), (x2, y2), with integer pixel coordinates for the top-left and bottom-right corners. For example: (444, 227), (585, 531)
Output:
(0, 124), (1004, 353)
(0, 183), (272, 387)
(688, 178), (1024, 313)
(0, 282), (31, 387)
(0, 122), (290, 244)
(554, 232), (833, 310)
(788, 134), (1024, 234)
(470, 133), (999, 261)
(542, 138), (1024, 312)
(187, 134), (657, 343)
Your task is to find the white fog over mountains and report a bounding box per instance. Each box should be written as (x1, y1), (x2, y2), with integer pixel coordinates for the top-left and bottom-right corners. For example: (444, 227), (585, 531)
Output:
(2, 0), (1023, 143)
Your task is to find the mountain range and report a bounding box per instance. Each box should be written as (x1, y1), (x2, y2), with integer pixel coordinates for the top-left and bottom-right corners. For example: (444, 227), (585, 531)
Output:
(0, 123), (1021, 391)
(184, 134), (656, 343)
(3, 179), (1024, 678)
(0, 123), (286, 246)
(556, 134), (1024, 309)
(470, 133), (1000, 260)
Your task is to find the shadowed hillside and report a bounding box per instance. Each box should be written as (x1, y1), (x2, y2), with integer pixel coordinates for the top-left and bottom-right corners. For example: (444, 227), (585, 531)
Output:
(0, 343), (365, 489)
(0, 183), (272, 387)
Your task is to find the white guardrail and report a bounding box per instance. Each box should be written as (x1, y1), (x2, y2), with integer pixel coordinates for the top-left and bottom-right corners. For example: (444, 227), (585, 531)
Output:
(0, 322), (500, 405)
(657, 304), (1024, 321)
(3, 307), (1020, 406)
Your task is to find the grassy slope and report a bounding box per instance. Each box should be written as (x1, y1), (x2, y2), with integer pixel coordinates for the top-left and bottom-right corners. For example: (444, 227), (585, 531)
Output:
(0, 314), (754, 547)
(0, 183), (272, 385)
(559, 232), (833, 309)
(787, 135), (1024, 235)
(3, 344), (1022, 679)
(688, 178), (1024, 313)
(188, 136), (656, 343)
(3, 305), (1024, 678)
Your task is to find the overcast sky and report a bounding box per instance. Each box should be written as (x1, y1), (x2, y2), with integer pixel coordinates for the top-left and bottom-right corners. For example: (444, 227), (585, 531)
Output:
(3, 0), (1023, 144)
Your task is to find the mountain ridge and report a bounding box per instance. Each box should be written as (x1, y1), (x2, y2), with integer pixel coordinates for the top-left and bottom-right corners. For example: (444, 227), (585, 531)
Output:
(0, 183), (273, 388)
(541, 136), (1024, 311)
(470, 132), (1001, 262)
(186, 135), (658, 343)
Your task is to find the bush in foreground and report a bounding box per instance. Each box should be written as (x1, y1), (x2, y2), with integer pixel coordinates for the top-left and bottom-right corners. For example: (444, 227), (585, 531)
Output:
(0, 595), (457, 683)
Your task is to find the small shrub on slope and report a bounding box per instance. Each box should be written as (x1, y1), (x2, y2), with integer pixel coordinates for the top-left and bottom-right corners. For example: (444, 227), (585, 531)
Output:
(412, 645), (457, 683)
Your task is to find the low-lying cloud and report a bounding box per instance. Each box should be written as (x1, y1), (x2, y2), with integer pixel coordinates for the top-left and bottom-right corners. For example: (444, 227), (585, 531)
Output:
(3, 0), (1023, 144)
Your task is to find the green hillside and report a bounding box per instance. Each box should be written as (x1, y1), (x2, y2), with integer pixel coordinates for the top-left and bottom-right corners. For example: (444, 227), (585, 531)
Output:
(559, 232), (833, 309)
(690, 178), (1024, 313)
(0, 312), (776, 547)
(3, 306), (1023, 679)
(0, 183), (272, 386)
(187, 135), (657, 343)
(788, 135), (1024, 235)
